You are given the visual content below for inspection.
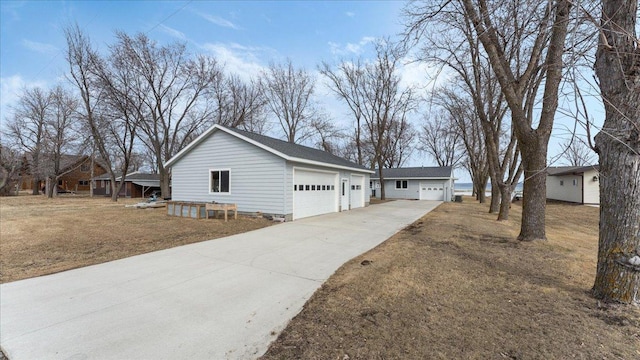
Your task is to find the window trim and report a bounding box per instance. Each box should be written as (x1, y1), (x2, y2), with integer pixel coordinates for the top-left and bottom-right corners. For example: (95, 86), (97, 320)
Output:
(395, 180), (408, 190)
(209, 168), (231, 195)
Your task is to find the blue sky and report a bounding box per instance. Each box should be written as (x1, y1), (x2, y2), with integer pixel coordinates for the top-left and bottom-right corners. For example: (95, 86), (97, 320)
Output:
(0, 1), (407, 115)
(0, 1), (603, 182)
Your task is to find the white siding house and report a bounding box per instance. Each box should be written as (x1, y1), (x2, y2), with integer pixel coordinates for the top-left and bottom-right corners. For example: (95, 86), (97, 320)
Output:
(165, 125), (373, 220)
(370, 167), (455, 201)
(546, 166), (599, 205)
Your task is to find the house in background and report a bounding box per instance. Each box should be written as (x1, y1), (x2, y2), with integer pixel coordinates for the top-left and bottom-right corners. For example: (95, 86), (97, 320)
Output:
(19, 155), (107, 193)
(165, 124), (373, 221)
(93, 172), (161, 198)
(371, 166), (455, 201)
(546, 165), (599, 205)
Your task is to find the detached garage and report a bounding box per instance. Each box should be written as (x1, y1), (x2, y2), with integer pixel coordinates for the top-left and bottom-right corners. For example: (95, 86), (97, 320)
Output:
(371, 167), (455, 202)
(165, 125), (372, 221)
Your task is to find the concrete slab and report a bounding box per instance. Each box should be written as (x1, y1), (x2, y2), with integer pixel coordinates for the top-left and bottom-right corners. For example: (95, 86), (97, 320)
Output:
(0, 200), (441, 360)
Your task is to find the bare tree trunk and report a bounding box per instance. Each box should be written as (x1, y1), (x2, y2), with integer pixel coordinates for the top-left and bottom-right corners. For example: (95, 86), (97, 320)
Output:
(489, 182), (500, 213)
(592, 0), (639, 304)
(160, 168), (171, 199)
(477, 175), (487, 204)
(518, 145), (548, 241)
(497, 184), (515, 221)
(378, 163), (386, 200)
(90, 147), (95, 197)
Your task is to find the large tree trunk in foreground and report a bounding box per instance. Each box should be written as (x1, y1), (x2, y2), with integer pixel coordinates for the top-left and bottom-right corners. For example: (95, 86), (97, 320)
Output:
(592, 0), (640, 305)
(517, 142), (548, 241)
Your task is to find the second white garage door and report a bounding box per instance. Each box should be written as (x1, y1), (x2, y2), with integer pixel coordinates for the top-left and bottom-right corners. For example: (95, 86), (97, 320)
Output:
(293, 169), (338, 220)
(419, 182), (445, 201)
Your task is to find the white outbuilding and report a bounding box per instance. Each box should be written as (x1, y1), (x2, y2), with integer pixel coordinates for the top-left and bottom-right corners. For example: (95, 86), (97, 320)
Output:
(370, 167), (455, 201)
(165, 125), (373, 221)
(546, 165), (600, 205)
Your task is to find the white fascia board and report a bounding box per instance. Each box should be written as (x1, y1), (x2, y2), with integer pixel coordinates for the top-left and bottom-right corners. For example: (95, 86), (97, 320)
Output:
(371, 176), (453, 180)
(287, 158), (374, 174)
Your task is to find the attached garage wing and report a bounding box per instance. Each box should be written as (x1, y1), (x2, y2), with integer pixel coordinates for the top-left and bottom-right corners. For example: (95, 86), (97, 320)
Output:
(293, 169), (338, 220)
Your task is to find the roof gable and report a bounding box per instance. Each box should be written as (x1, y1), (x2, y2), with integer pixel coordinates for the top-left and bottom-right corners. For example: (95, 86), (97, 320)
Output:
(165, 124), (372, 173)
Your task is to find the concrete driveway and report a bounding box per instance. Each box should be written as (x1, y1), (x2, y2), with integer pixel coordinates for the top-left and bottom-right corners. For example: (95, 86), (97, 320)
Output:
(1, 200), (440, 360)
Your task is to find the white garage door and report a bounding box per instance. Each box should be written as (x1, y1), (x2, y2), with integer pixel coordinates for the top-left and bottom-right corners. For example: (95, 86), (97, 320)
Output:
(420, 182), (444, 201)
(294, 169), (338, 220)
(350, 174), (365, 209)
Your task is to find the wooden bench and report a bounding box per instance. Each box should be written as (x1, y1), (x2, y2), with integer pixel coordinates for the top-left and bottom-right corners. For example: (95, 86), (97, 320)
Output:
(205, 203), (238, 222)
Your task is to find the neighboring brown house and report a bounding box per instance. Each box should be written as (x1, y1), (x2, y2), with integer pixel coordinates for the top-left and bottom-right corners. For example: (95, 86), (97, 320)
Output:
(93, 172), (161, 198)
(20, 155), (108, 193)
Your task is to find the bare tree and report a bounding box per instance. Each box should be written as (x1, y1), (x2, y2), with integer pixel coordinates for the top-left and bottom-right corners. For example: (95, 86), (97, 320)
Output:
(213, 74), (268, 133)
(320, 60), (367, 165)
(408, 0), (570, 239)
(434, 87), (490, 204)
(65, 24), (136, 201)
(558, 138), (596, 166)
(319, 40), (416, 199)
(310, 114), (344, 154)
(384, 118), (416, 168)
(418, 111), (463, 167)
(41, 86), (82, 198)
(405, 0), (535, 222)
(0, 142), (23, 195)
(5, 86), (51, 195)
(460, 0), (572, 239)
(591, 0), (640, 305)
(260, 59), (319, 144)
(109, 32), (222, 198)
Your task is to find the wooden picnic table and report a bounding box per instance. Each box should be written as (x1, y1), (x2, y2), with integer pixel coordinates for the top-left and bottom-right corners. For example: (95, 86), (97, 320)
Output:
(205, 203), (238, 222)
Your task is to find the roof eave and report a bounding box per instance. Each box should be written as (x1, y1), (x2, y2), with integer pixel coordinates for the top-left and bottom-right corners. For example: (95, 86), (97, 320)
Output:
(371, 176), (453, 180)
(289, 158), (373, 173)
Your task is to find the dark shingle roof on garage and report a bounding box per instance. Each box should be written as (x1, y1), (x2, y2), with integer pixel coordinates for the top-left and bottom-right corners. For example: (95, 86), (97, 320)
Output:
(372, 166), (453, 179)
(228, 127), (369, 170)
(164, 124), (371, 173)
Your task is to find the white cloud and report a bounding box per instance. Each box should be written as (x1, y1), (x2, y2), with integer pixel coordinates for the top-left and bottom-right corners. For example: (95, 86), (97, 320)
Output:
(328, 36), (376, 56)
(158, 24), (187, 41)
(201, 42), (273, 80)
(345, 11), (355, 18)
(197, 12), (239, 29)
(0, 75), (47, 125)
(396, 54), (453, 101)
(22, 39), (58, 54)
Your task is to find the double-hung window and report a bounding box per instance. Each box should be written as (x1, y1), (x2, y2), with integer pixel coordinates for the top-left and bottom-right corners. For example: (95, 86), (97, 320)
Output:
(210, 169), (230, 193)
(395, 180), (408, 189)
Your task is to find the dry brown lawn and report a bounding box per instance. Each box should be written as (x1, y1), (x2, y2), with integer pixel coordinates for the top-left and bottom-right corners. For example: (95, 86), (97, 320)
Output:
(0, 195), (272, 283)
(262, 199), (640, 360)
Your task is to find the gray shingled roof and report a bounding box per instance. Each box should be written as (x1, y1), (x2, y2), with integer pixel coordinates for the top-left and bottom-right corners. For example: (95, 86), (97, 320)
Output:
(228, 127), (369, 170)
(372, 166), (453, 179)
(93, 172), (160, 181)
(547, 165), (599, 176)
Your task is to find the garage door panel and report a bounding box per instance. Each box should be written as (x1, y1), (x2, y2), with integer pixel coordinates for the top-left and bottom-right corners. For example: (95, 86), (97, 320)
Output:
(294, 170), (337, 219)
(420, 182), (444, 201)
